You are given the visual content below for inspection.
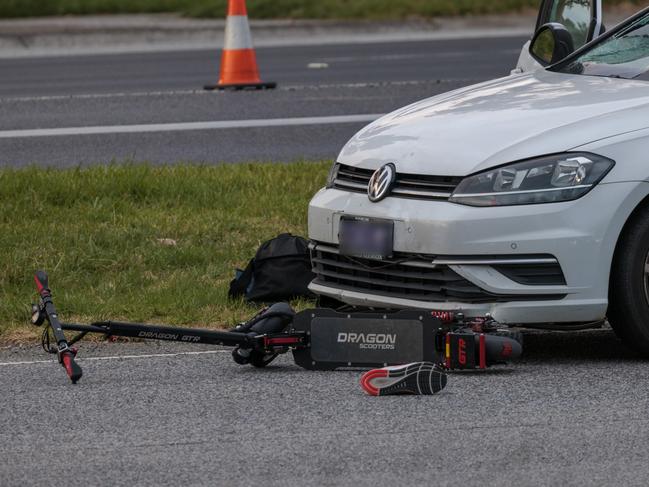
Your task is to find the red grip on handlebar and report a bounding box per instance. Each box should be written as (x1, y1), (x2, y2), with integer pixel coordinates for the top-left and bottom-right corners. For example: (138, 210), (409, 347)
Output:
(34, 271), (49, 295)
(61, 352), (83, 384)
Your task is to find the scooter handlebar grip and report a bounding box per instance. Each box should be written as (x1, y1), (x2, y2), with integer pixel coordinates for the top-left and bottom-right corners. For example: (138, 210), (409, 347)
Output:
(61, 352), (83, 384)
(483, 335), (522, 364)
(34, 270), (49, 294)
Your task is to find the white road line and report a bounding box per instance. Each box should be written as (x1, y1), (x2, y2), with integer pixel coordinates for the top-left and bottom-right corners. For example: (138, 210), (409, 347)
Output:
(0, 79), (476, 103)
(0, 349), (229, 366)
(0, 89), (202, 102)
(317, 49), (520, 63)
(0, 114), (383, 139)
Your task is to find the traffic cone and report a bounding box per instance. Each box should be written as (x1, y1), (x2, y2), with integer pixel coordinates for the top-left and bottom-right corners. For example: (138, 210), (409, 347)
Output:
(204, 0), (276, 91)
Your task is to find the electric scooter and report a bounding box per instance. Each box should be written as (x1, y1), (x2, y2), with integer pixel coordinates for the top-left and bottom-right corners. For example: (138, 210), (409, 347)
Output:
(30, 271), (522, 384)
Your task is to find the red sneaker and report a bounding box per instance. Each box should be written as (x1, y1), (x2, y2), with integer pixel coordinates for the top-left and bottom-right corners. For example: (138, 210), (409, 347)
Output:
(360, 362), (447, 396)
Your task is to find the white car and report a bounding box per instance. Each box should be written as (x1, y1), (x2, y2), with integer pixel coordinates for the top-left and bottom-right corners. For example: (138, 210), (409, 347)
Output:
(308, 0), (649, 353)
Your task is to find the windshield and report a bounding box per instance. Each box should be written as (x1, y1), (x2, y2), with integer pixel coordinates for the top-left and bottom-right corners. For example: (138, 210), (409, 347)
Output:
(557, 10), (649, 80)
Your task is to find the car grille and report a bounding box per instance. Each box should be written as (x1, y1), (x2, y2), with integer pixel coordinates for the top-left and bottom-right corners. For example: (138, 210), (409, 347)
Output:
(311, 244), (565, 303)
(332, 164), (463, 201)
(492, 264), (566, 286)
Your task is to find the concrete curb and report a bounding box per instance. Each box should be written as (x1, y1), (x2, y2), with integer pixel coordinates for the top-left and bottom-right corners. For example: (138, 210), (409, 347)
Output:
(0, 10), (632, 59)
(0, 13), (537, 58)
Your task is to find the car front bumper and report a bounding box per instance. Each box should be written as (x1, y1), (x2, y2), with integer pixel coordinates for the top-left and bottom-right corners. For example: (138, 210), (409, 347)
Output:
(307, 181), (646, 324)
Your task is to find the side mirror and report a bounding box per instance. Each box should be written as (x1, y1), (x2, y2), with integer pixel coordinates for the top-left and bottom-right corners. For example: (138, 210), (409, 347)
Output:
(529, 23), (575, 66)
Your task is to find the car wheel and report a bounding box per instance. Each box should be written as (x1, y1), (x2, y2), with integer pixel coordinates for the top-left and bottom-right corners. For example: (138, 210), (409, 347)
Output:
(608, 207), (649, 355)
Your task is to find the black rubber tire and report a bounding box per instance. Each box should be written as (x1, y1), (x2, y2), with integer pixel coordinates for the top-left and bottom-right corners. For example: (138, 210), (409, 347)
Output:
(608, 207), (649, 355)
(250, 351), (279, 368)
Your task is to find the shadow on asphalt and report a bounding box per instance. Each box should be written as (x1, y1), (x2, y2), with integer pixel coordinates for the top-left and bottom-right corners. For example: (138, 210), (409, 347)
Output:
(231, 329), (646, 375)
(522, 329), (645, 362)
(450, 368), (517, 376)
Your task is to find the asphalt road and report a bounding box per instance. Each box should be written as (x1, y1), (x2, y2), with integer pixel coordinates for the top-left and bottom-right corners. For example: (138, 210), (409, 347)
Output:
(2, 328), (649, 486)
(0, 37), (525, 167)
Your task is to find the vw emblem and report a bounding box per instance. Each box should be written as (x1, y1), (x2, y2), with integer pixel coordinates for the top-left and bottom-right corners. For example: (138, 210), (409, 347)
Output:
(368, 163), (396, 202)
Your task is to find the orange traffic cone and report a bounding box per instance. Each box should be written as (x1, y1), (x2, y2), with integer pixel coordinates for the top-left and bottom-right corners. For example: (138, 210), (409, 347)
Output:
(204, 0), (276, 90)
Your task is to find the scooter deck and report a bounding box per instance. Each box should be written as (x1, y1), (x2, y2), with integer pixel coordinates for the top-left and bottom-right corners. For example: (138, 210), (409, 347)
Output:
(291, 309), (441, 370)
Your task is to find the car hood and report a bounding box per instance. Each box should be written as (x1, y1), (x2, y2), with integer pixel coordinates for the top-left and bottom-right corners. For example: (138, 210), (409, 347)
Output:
(338, 70), (649, 176)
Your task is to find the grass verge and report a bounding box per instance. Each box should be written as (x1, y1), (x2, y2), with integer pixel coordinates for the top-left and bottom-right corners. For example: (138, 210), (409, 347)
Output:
(2, 0), (639, 19)
(0, 162), (329, 343)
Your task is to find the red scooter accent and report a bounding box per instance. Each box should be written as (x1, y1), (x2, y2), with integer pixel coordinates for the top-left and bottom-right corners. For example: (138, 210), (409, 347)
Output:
(60, 349), (83, 384)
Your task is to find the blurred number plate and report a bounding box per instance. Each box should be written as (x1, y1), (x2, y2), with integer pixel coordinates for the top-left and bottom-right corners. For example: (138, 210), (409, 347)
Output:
(339, 216), (394, 260)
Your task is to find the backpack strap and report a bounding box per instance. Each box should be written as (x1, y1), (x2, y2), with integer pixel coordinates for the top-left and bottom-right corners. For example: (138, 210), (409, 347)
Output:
(228, 258), (255, 298)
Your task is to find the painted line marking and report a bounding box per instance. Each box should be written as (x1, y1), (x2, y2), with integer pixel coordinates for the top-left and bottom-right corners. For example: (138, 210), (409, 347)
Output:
(0, 79), (479, 103)
(0, 114), (383, 139)
(0, 349), (230, 366)
(315, 49), (520, 63)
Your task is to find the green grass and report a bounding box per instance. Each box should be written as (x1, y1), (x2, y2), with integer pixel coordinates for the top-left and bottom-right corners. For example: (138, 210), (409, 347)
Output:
(0, 0), (580, 19)
(3, 0), (647, 19)
(0, 162), (329, 342)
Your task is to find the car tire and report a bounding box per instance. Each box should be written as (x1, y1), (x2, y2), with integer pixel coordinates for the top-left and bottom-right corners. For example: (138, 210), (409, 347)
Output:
(608, 207), (649, 355)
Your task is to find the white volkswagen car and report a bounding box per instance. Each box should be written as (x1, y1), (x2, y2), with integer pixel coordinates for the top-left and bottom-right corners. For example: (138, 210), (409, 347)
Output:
(308, 1), (649, 353)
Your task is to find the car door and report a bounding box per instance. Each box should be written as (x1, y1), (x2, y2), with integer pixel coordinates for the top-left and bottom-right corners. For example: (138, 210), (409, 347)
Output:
(513, 0), (603, 73)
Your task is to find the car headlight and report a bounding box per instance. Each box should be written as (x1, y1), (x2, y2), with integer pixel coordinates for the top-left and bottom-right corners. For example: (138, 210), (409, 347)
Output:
(449, 153), (615, 207)
(325, 162), (340, 188)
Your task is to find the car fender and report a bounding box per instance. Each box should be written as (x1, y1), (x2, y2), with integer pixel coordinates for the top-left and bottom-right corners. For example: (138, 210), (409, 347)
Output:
(575, 126), (649, 183)
(597, 180), (649, 272)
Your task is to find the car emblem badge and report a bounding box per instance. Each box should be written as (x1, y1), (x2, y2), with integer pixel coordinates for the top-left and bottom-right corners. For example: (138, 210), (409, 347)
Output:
(368, 163), (396, 202)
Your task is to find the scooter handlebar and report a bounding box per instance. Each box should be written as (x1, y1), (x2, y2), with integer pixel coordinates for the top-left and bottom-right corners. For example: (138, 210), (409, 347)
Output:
(483, 334), (522, 363)
(445, 331), (522, 369)
(60, 351), (83, 384)
(34, 270), (50, 295)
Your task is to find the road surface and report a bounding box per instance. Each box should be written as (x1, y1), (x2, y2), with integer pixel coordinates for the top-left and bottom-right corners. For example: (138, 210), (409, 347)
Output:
(0, 37), (525, 167)
(2, 328), (648, 486)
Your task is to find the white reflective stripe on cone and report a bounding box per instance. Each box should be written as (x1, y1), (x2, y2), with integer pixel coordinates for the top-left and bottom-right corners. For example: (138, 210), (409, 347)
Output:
(224, 15), (254, 50)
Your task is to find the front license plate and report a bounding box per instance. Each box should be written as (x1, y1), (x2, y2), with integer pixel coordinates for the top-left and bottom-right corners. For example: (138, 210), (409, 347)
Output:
(339, 216), (394, 260)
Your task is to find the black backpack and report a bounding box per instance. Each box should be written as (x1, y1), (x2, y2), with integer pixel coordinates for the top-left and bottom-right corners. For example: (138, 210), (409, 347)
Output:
(228, 234), (315, 302)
